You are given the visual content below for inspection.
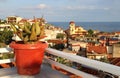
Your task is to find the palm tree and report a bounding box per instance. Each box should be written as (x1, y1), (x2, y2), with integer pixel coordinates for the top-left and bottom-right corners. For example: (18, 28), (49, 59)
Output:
(87, 29), (94, 37)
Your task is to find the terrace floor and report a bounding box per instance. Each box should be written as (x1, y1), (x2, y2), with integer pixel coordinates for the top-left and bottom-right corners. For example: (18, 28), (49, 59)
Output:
(0, 63), (70, 78)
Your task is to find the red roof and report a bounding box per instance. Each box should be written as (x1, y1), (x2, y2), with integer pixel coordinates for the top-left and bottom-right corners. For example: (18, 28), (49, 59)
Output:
(109, 58), (120, 66)
(47, 39), (67, 44)
(115, 32), (120, 34)
(69, 21), (75, 24)
(87, 45), (107, 54)
(30, 18), (45, 23)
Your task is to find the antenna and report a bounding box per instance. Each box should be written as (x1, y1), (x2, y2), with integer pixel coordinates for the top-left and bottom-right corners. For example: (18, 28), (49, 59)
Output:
(41, 14), (44, 18)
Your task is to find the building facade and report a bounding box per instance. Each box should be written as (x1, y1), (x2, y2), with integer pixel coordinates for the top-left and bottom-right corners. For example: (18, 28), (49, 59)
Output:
(69, 21), (87, 36)
(6, 16), (22, 23)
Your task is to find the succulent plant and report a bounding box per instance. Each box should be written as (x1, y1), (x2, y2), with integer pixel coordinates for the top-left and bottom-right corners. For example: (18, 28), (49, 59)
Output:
(10, 17), (46, 44)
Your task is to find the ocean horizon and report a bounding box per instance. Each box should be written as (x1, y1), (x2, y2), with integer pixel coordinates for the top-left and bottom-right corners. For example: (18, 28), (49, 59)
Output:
(48, 22), (120, 32)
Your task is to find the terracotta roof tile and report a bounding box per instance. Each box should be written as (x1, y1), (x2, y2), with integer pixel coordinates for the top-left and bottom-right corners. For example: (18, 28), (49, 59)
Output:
(109, 58), (120, 66)
(87, 45), (107, 54)
(47, 39), (66, 44)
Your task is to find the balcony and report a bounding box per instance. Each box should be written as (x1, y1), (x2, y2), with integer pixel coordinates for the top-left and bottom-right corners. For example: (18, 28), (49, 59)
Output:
(0, 47), (120, 78)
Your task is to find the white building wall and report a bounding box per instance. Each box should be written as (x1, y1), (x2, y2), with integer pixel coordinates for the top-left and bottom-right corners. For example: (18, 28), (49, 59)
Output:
(44, 29), (64, 40)
(6, 16), (22, 23)
(106, 46), (113, 54)
(16, 17), (22, 23)
(72, 46), (80, 52)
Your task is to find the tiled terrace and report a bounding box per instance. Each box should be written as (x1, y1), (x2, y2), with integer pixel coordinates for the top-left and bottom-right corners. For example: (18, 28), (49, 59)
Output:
(0, 47), (120, 78)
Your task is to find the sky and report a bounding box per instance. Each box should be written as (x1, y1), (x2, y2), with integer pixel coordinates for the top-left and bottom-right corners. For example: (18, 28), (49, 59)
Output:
(0, 0), (120, 22)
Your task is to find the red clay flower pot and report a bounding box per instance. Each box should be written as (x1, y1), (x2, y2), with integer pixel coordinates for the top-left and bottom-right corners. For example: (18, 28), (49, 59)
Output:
(10, 41), (47, 75)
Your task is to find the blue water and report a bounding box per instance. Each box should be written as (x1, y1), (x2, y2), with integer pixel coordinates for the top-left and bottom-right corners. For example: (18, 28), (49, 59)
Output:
(48, 22), (120, 32)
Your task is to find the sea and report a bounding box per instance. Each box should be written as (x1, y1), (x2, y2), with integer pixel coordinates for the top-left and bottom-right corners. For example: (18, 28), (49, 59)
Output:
(48, 22), (120, 32)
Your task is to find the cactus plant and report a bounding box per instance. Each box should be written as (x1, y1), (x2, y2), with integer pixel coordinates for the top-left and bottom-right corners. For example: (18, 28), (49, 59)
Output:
(10, 17), (46, 44)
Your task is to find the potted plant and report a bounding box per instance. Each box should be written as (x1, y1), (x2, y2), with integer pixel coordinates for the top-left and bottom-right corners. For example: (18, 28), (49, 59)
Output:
(9, 17), (48, 75)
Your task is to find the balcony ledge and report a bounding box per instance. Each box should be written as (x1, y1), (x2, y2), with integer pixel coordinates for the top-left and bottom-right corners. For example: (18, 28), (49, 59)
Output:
(0, 63), (69, 78)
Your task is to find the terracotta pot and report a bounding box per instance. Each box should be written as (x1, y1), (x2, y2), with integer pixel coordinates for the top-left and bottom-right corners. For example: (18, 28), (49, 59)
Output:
(10, 41), (47, 75)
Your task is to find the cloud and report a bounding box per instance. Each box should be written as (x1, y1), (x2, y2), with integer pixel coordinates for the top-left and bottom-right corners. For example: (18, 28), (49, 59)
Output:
(103, 8), (110, 10)
(66, 6), (110, 11)
(37, 4), (48, 9)
(20, 4), (49, 11)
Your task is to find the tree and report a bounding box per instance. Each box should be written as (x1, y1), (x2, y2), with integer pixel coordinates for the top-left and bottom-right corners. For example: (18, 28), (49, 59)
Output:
(0, 28), (13, 45)
(52, 43), (65, 51)
(56, 33), (65, 39)
(87, 29), (94, 37)
(0, 19), (7, 24)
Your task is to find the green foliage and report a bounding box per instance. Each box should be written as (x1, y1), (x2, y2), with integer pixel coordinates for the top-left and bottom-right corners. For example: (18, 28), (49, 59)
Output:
(87, 29), (94, 37)
(45, 23), (52, 27)
(0, 53), (14, 59)
(99, 58), (110, 63)
(0, 43), (7, 48)
(0, 28), (13, 45)
(0, 19), (7, 24)
(56, 33), (65, 39)
(10, 17), (46, 43)
(56, 57), (73, 66)
(51, 43), (65, 51)
(95, 57), (110, 63)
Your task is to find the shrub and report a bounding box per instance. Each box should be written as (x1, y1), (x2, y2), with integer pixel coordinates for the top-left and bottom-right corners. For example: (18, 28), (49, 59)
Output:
(0, 28), (13, 45)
